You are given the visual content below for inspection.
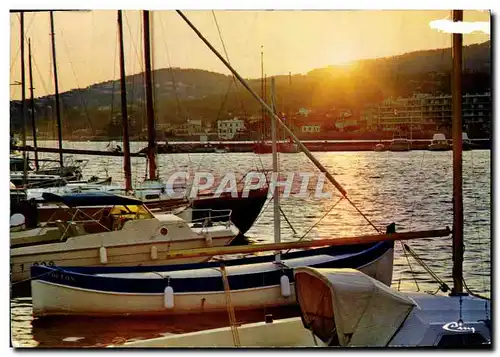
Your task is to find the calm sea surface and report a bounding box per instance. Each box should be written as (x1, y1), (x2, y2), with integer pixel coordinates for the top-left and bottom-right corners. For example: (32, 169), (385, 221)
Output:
(11, 141), (491, 347)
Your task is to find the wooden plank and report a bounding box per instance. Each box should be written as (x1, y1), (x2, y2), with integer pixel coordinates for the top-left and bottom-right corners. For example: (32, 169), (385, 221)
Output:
(163, 228), (451, 260)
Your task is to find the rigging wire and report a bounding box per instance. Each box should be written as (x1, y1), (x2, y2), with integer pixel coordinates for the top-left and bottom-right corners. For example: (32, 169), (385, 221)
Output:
(124, 11), (146, 134)
(59, 27), (95, 135)
(109, 27), (119, 130)
(283, 195), (344, 254)
(459, 46), (490, 300)
(211, 11), (248, 119)
(10, 12), (36, 76)
(210, 11), (267, 177)
(158, 14), (186, 122)
(400, 241), (420, 291)
(177, 10), (381, 234)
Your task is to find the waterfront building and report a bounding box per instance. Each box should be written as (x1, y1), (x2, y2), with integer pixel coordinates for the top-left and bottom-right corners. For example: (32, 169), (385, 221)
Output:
(217, 118), (246, 140)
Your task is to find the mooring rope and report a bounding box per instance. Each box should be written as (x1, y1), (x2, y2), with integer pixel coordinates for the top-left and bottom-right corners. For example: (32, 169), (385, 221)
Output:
(219, 263), (240, 347)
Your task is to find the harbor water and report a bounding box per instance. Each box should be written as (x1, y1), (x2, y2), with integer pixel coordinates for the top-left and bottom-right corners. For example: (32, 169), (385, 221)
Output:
(11, 142), (491, 347)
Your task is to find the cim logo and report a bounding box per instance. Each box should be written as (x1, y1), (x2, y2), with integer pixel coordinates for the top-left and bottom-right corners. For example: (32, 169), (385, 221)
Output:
(442, 321), (475, 334)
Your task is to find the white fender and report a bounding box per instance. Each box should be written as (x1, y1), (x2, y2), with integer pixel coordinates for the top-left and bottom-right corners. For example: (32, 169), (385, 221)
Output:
(164, 286), (174, 309)
(205, 233), (213, 247)
(151, 246), (158, 260)
(99, 246), (108, 264)
(280, 275), (291, 297)
(10, 213), (25, 231)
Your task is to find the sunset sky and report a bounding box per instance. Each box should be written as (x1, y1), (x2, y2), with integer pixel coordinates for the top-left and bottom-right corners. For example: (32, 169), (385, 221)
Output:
(9, 10), (490, 100)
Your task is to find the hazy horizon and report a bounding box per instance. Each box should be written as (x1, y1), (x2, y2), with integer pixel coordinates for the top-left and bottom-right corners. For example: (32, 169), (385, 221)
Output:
(10, 10), (490, 100)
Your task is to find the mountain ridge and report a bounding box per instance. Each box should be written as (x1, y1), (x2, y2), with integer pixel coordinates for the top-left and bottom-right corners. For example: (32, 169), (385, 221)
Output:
(10, 40), (491, 136)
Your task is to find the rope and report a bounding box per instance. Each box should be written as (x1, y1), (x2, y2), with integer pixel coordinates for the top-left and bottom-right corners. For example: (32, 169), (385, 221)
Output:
(158, 15), (187, 122)
(59, 27), (95, 135)
(400, 241), (420, 291)
(403, 243), (448, 293)
(463, 149), (490, 299)
(463, 277), (490, 300)
(10, 269), (53, 287)
(219, 263), (240, 347)
(211, 11), (248, 118)
(283, 196), (344, 254)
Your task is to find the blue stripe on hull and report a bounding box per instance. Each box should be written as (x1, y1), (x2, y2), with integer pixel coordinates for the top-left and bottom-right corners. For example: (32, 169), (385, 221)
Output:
(31, 241), (393, 294)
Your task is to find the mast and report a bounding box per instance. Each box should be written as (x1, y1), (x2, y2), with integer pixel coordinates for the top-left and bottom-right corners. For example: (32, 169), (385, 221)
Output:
(271, 77), (281, 262)
(28, 38), (39, 171)
(49, 11), (63, 167)
(117, 10), (132, 192)
(260, 47), (264, 142)
(143, 10), (157, 180)
(451, 9), (464, 295)
(264, 74), (267, 140)
(20, 12), (28, 186)
(288, 71), (292, 135)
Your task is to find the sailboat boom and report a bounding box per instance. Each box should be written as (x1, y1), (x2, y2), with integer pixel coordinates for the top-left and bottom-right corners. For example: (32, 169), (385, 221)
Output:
(176, 10), (347, 197)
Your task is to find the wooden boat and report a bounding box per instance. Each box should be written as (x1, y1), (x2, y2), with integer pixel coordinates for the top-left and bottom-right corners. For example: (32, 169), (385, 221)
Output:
(30, 239), (395, 317)
(11, 192), (239, 283)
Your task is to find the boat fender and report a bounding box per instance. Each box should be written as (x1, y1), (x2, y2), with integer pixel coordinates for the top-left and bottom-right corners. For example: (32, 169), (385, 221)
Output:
(164, 285), (174, 309)
(99, 246), (108, 264)
(151, 246), (158, 260)
(205, 233), (213, 247)
(280, 275), (291, 297)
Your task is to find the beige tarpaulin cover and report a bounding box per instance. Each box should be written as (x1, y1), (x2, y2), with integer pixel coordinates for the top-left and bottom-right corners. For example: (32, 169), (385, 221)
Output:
(294, 267), (415, 347)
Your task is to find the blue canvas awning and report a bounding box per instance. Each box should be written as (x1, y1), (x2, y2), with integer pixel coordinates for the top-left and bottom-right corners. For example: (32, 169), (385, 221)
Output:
(41, 192), (144, 207)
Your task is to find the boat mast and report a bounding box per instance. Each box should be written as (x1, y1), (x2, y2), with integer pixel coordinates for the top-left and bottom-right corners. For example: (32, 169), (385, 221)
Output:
(260, 47), (264, 142)
(28, 38), (39, 170)
(49, 11), (64, 167)
(288, 71), (292, 136)
(143, 10), (157, 180)
(271, 77), (281, 262)
(117, 10), (132, 192)
(451, 9), (464, 295)
(20, 12), (28, 186)
(264, 74), (267, 140)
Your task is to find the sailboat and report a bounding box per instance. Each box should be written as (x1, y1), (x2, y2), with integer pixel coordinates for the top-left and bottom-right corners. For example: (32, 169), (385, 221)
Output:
(28, 11), (450, 318)
(117, 10), (491, 348)
(11, 191), (239, 285)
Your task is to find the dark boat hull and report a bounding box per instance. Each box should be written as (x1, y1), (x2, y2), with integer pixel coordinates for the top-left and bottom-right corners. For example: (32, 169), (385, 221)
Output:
(191, 189), (267, 235)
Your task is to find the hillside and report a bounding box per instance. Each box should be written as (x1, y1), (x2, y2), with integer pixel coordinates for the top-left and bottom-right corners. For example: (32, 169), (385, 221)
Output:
(10, 40), (491, 138)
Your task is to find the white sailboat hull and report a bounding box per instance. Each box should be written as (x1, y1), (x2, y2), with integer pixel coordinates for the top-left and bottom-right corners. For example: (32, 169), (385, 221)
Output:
(31, 245), (393, 316)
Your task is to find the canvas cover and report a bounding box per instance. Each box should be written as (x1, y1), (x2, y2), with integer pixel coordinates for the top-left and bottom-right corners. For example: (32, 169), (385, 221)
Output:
(294, 267), (415, 347)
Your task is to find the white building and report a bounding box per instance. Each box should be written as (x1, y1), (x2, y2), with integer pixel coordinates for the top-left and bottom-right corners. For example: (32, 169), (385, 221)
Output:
(217, 118), (246, 139)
